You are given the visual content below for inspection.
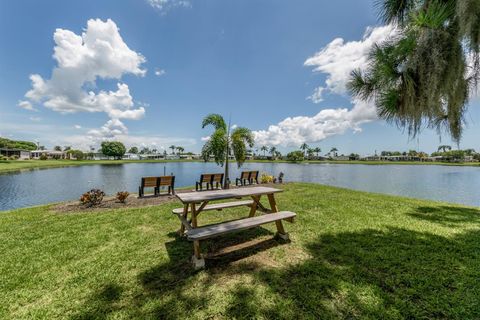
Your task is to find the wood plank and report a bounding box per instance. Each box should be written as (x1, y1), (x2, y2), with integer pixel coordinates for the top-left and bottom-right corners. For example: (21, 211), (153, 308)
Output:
(172, 200), (254, 214)
(186, 211), (296, 241)
(176, 186), (283, 204)
(174, 212), (192, 231)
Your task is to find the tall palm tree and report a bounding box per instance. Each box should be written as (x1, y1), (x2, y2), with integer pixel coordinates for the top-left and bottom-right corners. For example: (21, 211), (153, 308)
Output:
(300, 143), (309, 157)
(437, 145), (452, 153)
(201, 114), (254, 188)
(260, 146), (268, 157)
(269, 146), (277, 159)
(330, 147), (338, 157)
(169, 145), (176, 154)
(313, 147), (321, 158)
(349, 0), (480, 144)
(176, 146), (184, 154)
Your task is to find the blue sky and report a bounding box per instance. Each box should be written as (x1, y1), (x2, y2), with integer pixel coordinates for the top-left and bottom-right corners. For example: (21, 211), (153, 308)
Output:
(1, 0), (479, 155)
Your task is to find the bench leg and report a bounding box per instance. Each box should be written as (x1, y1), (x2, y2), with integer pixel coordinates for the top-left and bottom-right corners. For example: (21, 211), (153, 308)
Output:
(267, 193), (289, 240)
(192, 240), (205, 269)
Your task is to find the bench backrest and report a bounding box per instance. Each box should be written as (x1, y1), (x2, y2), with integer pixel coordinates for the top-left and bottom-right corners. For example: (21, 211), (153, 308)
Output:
(240, 171), (250, 179)
(249, 171), (259, 180)
(212, 173), (224, 184)
(159, 175), (175, 186)
(142, 177), (158, 188)
(200, 174), (214, 183)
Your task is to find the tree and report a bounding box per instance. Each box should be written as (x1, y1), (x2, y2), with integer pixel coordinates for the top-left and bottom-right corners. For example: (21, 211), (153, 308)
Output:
(101, 141), (126, 160)
(286, 150), (304, 162)
(269, 146), (277, 159)
(176, 146), (184, 155)
(307, 148), (315, 159)
(63, 146), (71, 151)
(201, 114), (254, 188)
(53, 146), (62, 151)
(300, 143), (309, 157)
(438, 145), (452, 153)
(128, 147), (138, 154)
(260, 146), (268, 157)
(348, 0), (480, 144)
(169, 145), (176, 154)
(313, 147), (321, 158)
(330, 147), (338, 157)
(152, 148), (158, 154)
(67, 149), (84, 160)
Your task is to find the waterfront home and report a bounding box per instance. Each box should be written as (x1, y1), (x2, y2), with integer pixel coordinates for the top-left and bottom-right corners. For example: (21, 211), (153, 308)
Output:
(0, 148), (30, 159)
(30, 150), (67, 159)
(122, 153), (141, 160)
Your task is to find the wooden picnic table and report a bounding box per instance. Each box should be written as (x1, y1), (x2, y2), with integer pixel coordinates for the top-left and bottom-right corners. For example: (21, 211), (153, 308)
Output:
(174, 186), (295, 268)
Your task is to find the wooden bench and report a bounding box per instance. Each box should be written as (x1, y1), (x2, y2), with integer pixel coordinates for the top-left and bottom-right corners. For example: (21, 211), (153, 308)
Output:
(196, 173), (224, 191)
(172, 200), (254, 214)
(236, 171), (259, 186)
(138, 175), (175, 198)
(186, 211), (296, 268)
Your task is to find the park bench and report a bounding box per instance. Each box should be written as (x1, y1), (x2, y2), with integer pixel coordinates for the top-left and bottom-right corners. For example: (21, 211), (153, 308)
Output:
(195, 173), (224, 191)
(138, 175), (175, 198)
(235, 171), (259, 186)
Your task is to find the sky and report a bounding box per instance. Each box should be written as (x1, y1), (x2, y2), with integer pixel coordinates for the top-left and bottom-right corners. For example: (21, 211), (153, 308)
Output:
(1, 0), (479, 155)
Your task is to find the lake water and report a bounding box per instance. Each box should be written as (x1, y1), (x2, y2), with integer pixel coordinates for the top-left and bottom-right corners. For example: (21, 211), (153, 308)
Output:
(0, 162), (479, 210)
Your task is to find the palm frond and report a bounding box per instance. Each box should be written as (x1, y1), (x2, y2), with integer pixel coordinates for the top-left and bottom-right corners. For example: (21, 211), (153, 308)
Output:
(201, 114), (227, 131)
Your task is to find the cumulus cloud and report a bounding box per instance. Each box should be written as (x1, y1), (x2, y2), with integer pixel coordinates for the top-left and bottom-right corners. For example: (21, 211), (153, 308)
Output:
(18, 100), (37, 111)
(255, 25), (395, 146)
(304, 24), (396, 97)
(147, 0), (191, 12)
(74, 124), (82, 129)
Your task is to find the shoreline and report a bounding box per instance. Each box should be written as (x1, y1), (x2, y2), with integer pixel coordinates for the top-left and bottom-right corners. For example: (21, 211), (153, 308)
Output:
(0, 158), (479, 174)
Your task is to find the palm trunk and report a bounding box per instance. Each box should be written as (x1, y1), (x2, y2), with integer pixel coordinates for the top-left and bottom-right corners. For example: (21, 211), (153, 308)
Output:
(224, 144), (229, 189)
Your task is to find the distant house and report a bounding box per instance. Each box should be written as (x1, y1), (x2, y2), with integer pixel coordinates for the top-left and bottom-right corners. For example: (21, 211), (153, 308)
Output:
(122, 153), (140, 160)
(331, 156), (350, 161)
(139, 153), (165, 160)
(30, 150), (66, 159)
(0, 148), (30, 159)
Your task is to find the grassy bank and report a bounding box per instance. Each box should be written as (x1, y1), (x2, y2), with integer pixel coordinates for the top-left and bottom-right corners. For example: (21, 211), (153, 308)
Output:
(1, 183), (479, 319)
(1, 158), (479, 174)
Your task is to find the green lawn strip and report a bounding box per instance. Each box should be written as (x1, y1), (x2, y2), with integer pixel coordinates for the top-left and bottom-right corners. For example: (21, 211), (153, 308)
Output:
(0, 183), (479, 319)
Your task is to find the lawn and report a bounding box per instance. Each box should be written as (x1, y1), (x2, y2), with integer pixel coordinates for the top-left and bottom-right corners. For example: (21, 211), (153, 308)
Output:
(1, 183), (479, 319)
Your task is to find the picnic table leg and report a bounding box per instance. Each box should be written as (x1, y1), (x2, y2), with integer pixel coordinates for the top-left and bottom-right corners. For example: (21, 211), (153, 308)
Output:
(179, 203), (189, 235)
(190, 202), (205, 269)
(267, 193), (289, 240)
(248, 196), (259, 217)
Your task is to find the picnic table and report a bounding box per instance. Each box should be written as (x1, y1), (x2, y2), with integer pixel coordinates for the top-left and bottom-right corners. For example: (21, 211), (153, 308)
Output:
(174, 186), (296, 268)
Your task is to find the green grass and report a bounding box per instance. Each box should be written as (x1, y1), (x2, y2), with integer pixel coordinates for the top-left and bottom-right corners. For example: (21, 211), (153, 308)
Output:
(1, 183), (479, 319)
(1, 158), (479, 174)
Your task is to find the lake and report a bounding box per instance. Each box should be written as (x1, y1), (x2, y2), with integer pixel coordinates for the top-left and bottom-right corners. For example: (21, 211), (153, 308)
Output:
(0, 162), (479, 210)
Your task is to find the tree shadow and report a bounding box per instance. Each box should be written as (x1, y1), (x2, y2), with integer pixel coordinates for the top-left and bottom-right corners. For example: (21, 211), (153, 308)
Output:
(71, 283), (124, 320)
(408, 205), (480, 227)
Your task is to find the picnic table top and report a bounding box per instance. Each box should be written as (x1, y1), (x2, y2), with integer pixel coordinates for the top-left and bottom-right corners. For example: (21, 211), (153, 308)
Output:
(176, 186), (283, 204)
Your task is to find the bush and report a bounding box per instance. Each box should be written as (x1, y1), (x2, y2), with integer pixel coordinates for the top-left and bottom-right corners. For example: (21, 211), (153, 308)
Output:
(39, 154), (48, 160)
(286, 150), (304, 162)
(260, 173), (274, 184)
(116, 191), (130, 203)
(0, 155), (7, 161)
(79, 189), (105, 207)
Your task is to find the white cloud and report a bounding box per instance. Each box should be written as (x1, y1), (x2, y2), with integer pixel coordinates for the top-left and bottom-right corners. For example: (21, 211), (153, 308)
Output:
(253, 25), (396, 147)
(74, 124), (82, 129)
(306, 87), (325, 104)
(29, 116), (41, 122)
(154, 68), (166, 76)
(147, 0), (191, 12)
(22, 18), (146, 121)
(304, 24), (396, 96)
(18, 100), (37, 111)
(201, 136), (210, 142)
(254, 99), (376, 147)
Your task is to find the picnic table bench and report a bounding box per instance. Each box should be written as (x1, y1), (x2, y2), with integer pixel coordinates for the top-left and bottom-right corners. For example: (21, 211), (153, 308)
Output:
(174, 186), (296, 268)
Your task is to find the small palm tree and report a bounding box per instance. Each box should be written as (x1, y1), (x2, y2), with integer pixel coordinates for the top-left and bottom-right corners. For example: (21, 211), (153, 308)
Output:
(269, 146), (277, 159)
(313, 147), (321, 158)
(169, 145), (176, 154)
(330, 147), (338, 157)
(201, 114), (254, 188)
(176, 146), (184, 155)
(260, 146), (268, 157)
(300, 143), (309, 157)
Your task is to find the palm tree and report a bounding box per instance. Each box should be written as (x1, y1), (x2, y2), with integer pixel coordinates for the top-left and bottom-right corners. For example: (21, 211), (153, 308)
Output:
(259, 146), (267, 158)
(330, 147), (338, 157)
(176, 146), (184, 155)
(300, 143), (309, 157)
(269, 146), (277, 160)
(437, 145), (452, 153)
(169, 145), (176, 154)
(348, 0), (480, 144)
(313, 147), (321, 158)
(53, 146), (62, 151)
(201, 114), (254, 188)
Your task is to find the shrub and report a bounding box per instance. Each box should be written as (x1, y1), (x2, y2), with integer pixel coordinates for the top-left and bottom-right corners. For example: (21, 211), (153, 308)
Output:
(116, 191), (130, 203)
(39, 154), (48, 160)
(0, 155), (7, 161)
(79, 189), (105, 207)
(260, 173), (274, 184)
(286, 150), (304, 162)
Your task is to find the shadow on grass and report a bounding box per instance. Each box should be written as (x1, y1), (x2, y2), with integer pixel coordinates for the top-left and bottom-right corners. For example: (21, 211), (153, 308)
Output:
(408, 205), (480, 227)
(76, 224), (480, 319)
(72, 284), (124, 320)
